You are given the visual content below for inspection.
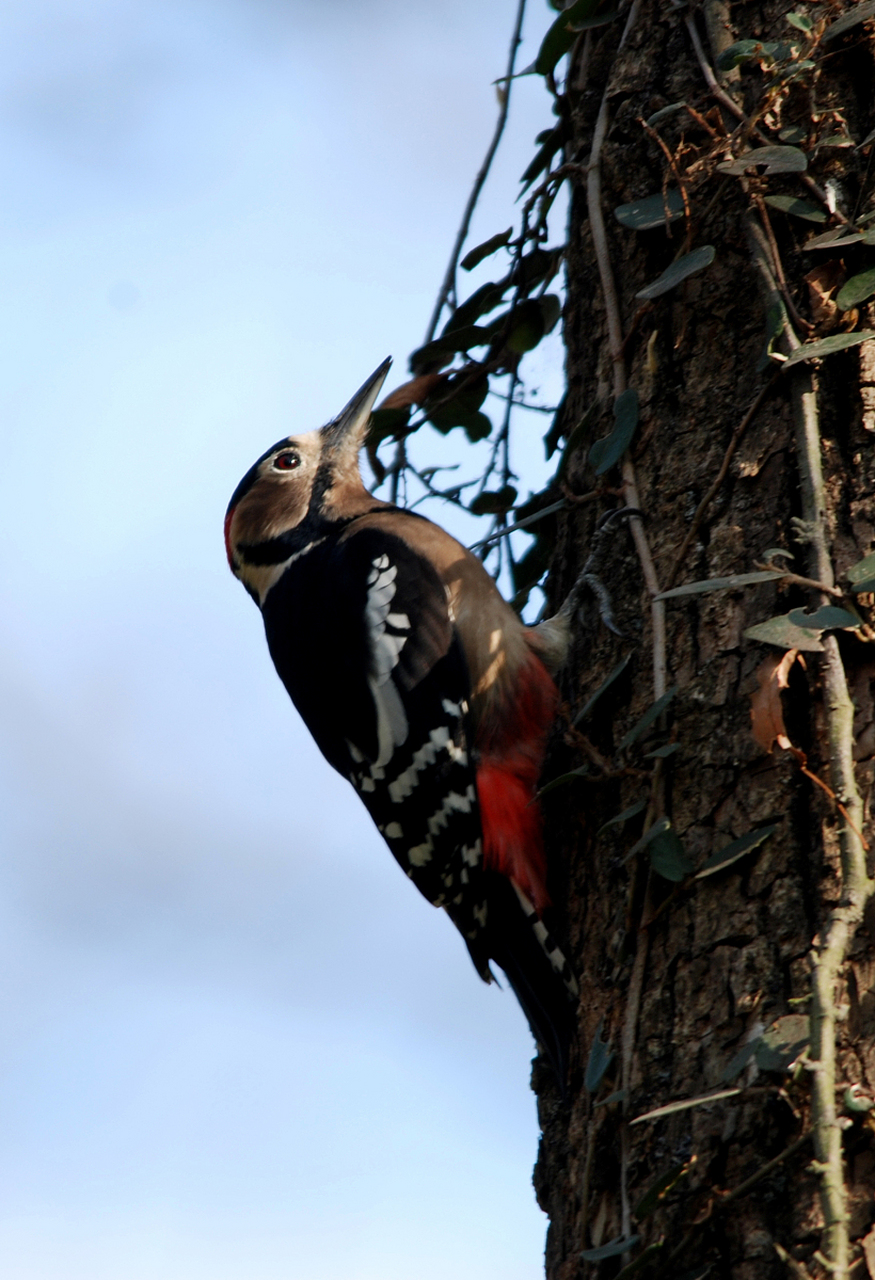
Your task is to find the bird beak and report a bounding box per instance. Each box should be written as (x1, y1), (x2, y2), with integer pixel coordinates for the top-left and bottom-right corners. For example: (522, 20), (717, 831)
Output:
(322, 357), (392, 455)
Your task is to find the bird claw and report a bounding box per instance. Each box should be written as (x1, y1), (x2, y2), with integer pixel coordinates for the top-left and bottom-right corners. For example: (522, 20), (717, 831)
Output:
(562, 507), (641, 637)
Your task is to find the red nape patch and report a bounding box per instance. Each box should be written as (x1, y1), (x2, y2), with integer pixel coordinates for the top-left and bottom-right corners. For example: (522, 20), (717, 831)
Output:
(224, 507), (236, 570)
(476, 652), (559, 913)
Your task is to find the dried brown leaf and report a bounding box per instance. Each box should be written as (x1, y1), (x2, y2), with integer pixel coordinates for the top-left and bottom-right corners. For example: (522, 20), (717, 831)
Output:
(750, 649), (800, 752)
(804, 261), (844, 328)
(379, 373), (447, 410)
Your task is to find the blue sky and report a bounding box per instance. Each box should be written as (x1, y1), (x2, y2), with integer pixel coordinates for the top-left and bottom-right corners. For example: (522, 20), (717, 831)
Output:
(0, 3), (567, 1276)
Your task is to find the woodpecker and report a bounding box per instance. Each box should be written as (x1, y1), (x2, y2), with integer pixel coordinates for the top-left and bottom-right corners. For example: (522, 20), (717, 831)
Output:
(225, 358), (580, 1087)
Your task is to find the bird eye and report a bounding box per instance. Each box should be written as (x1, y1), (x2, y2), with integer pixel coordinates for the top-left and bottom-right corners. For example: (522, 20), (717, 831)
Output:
(273, 451), (300, 471)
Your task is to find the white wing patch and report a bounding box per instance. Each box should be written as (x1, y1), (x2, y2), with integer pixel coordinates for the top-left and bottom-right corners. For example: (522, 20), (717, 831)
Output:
(363, 553), (411, 767)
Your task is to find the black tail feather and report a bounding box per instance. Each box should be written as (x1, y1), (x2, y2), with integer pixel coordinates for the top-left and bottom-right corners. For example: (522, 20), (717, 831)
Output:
(474, 872), (577, 1096)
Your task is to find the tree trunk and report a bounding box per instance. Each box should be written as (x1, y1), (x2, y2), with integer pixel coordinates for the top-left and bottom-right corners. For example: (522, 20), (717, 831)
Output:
(532, 5), (875, 1279)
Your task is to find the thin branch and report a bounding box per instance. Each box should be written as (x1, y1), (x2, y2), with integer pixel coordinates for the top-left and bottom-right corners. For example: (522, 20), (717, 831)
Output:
(422, 0), (528, 346)
(745, 207), (874, 1280)
(584, 0), (666, 700)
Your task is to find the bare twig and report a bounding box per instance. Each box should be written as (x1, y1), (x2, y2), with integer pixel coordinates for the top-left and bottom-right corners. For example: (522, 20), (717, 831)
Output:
(745, 208), (874, 1280)
(422, 0), (527, 346)
(584, 0), (666, 700)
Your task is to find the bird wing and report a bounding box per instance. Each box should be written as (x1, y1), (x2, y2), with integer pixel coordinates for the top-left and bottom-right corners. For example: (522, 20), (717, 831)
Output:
(261, 523), (488, 919)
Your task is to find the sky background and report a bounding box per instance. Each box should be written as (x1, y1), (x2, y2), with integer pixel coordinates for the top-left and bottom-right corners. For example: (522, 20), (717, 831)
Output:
(0, 3), (568, 1277)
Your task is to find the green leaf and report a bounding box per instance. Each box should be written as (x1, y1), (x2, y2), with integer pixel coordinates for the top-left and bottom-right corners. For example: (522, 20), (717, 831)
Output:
(837, 266), (875, 311)
(537, 766), (590, 798)
(717, 146), (808, 176)
(597, 798), (646, 837)
(721, 1038), (760, 1083)
(656, 570), (783, 600)
(852, 576), (875, 593)
(506, 298), (545, 353)
(846, 551), (875, 584)
(585, 1018), (614, 1093)
(635, 1162), (691, 1220)
(575, 653), (633, 724)
(695, 824), (778, 879)
(627, 816), (670, 859)
(786, 11), (813, 31)
(644, 742), (681, 759)
(410, 327), (490, 373)
(764, 194), (826, 223)
(650, 826), (693, 882)
(554, 397), (604, 475)
(715, 39), (779, 69)
(787, 605), (860, 630)
(535, 0), (604, 75)
(460, 228), (512, 272)
(468, 485), (518, 515)
(462, 411), (493, 442)
(367, 406), (410, 444)
(779, 125), (808, 144)
(618, 685), (678, 752)
(780, 331), (875, 367)
(635, 245), (715, 301)
(756, 1015), (809, 1070)
(824, 0), (875, 41)
(614, 189), (685, 230)
(520, 127), (565, 191)
(803, 227), (875, 250)
(593, 1088), (627, 1108)
(743, 612), (825, 651)
(614, 1242), (666, 1280)
(589, 387), (639, 474)
(442, 281), (507, 335)
(425, 372), (489, 431)
(645, 102), (687, 128)
(631, 1088), (742, 1125)
(538, 293), (562, 333)
(581, 1237), (640, 1264)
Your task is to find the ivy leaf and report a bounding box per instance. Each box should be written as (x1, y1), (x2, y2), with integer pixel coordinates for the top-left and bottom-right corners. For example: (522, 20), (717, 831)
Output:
(756, 1015), (809, 1070)
(520, 126), (566, 192)
(743, 612), (825, 651)
(635, 246), (715, 300)
(764, 194), (826, 223)
(847, 552), (875, 585)
(468, 485), (517, 515)
(539, 293), (562, 333)
(575, 653), (633, 724)
(635, 1161), (693, 1220)
(597, 799), (647, 837)
(837, 266), (875, 311)
(614, 189), (686, 230)
(645, 102), (687, 128)
(786, 11), (813, 32)
(581, 1238), (640, 1263)
(618, 686), (678, 752)
(589, 387), (639, 474)
(585, 1017), (614, 1093)
(695, 824), (778, 879)
(715, 39), (780, 69)
(535, 0), (609, 75)
(461, 411), (492, 442)
(460, 228), (512, 272)
(650, 826), (693, 882)
(656, 570), (783, 600)
(824, 0), (875, 41)
(442, 281), (507, 335)
(787, 605), (860, 630)
(367, 406), (410, 445)
(717, 146), (808, 175)
(506, 298), (546, 353)
(555, 396), (603, 474)
(644, 742), (681, 760)
(779, 331), (875, 367)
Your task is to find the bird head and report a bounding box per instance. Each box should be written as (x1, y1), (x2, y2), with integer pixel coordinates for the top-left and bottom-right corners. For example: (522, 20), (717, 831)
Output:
(225, 358), (392, 600)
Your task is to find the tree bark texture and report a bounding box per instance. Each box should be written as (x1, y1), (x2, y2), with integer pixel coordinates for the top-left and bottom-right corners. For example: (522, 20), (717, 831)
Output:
(532, 5), (875, 1279)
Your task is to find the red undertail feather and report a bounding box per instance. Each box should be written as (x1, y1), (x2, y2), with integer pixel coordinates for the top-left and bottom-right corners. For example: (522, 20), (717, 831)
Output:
(475, 651), (559, 914)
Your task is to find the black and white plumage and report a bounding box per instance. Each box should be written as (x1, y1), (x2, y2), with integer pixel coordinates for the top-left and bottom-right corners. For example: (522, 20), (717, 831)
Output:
(225, 358), (579, 1086)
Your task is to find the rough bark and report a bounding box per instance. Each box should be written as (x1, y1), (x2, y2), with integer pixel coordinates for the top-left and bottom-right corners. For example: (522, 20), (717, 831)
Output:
(532, 5), (875, 1280)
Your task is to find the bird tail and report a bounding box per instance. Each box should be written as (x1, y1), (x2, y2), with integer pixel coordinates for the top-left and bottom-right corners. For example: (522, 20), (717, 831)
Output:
(474, 872), (578, 1095)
